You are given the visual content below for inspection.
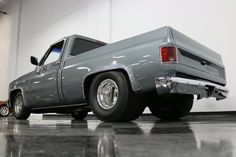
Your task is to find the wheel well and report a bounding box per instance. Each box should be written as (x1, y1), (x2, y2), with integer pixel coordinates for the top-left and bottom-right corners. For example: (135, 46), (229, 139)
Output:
(9, 89), (22, 106)
(83, 69), (131, 101)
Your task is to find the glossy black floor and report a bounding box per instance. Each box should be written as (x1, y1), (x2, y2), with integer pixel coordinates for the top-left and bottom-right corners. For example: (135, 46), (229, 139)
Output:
(1, 113), (236, 157)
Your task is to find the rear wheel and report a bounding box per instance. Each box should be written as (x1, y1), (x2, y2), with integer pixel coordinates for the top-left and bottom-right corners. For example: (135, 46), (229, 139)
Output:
(13, 93), (31, 120)
(71, 111), (88, 120)
(148, 94), (193, 120)
(89, 71), (145, 122)
(0, 105), (10, 117)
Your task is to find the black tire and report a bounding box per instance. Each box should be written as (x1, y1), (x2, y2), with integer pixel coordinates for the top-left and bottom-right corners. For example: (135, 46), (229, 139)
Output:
(71, 111), (88, 120)
(0, 105), (10, 117)
(89, 71), (145, 122)
(149, 94), (193, 120)
(13, 92), (31, 120)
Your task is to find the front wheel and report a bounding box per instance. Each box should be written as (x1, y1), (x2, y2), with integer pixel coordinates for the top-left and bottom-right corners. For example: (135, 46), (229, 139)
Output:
(13, 93), (31, 120)
(0, 105), (10, 117)
(148, 94), (193, 120)
(89, 71), (145, 122)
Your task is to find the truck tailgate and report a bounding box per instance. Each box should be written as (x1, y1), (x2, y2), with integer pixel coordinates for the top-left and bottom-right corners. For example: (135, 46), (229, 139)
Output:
(171, 28), (226, 86)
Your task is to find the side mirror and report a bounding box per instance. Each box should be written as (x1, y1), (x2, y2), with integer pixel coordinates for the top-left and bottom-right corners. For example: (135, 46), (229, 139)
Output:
(30, 56), (39, 66)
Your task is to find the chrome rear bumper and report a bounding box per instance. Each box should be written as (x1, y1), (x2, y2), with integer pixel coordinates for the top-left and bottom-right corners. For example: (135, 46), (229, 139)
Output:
(155, 77), (228, 100)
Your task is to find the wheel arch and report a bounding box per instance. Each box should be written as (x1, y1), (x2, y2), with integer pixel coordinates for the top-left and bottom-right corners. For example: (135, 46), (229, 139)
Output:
(9, 89), (22, 106)
(9, 88), (30, 108)
(83, 68), (140, 101)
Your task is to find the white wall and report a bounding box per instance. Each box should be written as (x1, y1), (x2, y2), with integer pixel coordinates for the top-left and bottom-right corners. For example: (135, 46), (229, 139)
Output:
(0, 12), (10, 100)
(10, 0), (236, 111)
(0, 0), (20, 100)
(17, 0), (111, 76)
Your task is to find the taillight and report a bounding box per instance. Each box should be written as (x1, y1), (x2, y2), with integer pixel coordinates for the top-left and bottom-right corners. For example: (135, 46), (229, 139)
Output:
(160, 46), (178, 64)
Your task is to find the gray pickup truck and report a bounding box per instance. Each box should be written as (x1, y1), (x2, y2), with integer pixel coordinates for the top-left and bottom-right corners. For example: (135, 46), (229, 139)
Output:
(9, 26), (228, 122)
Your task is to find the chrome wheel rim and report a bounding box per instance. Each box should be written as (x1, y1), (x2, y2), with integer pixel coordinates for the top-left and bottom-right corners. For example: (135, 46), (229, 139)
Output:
(97, 79), (119, 110)
(0, 106), (9, 116)
(14, 96), (23, 114)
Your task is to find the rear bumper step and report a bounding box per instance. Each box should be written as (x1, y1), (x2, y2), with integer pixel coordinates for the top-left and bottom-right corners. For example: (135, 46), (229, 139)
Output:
(155, 77), (228, 100)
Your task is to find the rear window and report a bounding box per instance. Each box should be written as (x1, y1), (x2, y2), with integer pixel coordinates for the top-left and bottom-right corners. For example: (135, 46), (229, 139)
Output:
(70, 38), (105, 56)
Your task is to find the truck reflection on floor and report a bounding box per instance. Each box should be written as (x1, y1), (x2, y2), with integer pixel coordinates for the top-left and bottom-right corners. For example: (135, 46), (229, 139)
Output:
(1, 119), (234, 157)
(4, 120), (120, 157)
